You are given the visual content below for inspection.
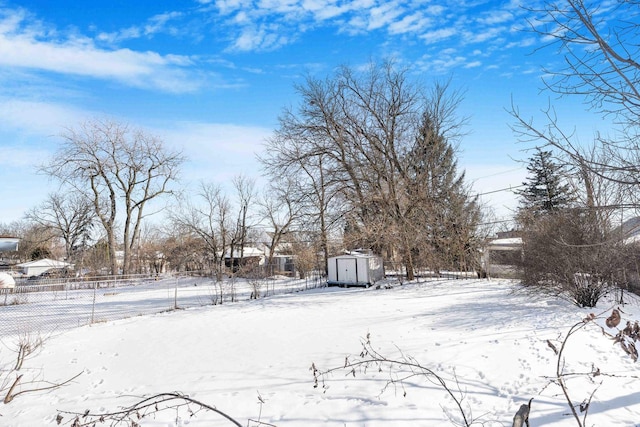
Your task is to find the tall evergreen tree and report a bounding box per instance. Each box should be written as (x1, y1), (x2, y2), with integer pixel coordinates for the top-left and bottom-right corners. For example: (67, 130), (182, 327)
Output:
(406, 112), (480, 273)
(517, 148), (573, 215)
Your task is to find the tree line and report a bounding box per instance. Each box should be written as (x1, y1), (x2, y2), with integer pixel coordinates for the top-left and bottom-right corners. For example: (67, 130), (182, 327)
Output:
(0, 62), (482, 280)
(4, 0), (640, 305)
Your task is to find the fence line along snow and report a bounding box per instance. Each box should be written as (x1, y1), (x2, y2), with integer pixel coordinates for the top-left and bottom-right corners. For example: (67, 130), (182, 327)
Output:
(0, 274), (325, 338)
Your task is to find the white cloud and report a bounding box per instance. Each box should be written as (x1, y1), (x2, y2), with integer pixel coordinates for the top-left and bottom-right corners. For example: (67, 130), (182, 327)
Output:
(0, 8), (202, 93)
(505, 36), (536, 49)
(159, 121), (272, 184)
(230, 22), (291, 51)
(0, 98), (89, 136)
(420, 27), (457, 44)
(388, 12), (431, 35)
(145, 11), (183, 34)
(477, 11), (513, 26)
(367, 3), (404, 31)
(97, 27), (141, 44)
(97, 11), (184, 44)
(214, 0), (253, 16)
(466, 26), (507, 44)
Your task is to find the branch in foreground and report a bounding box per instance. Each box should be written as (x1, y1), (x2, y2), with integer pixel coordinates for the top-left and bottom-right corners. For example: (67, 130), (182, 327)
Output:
(311, 334), (477, 427)
(56, 392), (243, 427)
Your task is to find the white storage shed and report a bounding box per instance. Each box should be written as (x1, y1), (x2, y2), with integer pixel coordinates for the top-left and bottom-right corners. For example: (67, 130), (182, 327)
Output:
(17, 258), (72, 277)
(327, 254), (384, 287)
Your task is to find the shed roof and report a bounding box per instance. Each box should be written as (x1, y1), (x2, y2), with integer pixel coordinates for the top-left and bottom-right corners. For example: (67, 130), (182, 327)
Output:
(329, 253), (381, 259)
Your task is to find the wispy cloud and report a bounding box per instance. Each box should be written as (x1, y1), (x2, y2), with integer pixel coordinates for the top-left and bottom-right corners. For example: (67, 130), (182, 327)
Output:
(0, 7), (202, 93)
(159, 121), (272, 184)
(388, 12), (431, 35)
(96, 11), (184, 44)
(367, 3), (404, 31)
(0, 98), (89, 136)
(193, 0), (534, 68)
(477, 10), (514, 26)
(420, 27), (457, 44)
(229, 21), (293, 52)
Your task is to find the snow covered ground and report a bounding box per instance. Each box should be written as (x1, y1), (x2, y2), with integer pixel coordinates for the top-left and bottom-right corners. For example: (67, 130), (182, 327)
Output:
(1, 278), (639, 426)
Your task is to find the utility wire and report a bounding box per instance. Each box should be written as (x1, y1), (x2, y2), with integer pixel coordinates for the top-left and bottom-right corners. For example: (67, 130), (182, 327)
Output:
(473, 184), (525, 196)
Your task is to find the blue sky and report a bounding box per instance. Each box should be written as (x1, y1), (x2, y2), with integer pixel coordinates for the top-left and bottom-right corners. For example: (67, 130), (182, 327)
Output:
(0, 0), (609, 225)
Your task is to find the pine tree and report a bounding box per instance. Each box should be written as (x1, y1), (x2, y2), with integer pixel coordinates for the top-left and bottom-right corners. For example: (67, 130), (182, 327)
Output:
(517, 148), (573, 215)
(406, 112), (480, 273)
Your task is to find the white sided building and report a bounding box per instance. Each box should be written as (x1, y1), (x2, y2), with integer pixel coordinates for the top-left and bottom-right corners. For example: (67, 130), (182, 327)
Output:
(482, 237), (523, 278)
(17, 258), (73, 277)
(327, 254), (385, 287)
(0, 236), (19, 252)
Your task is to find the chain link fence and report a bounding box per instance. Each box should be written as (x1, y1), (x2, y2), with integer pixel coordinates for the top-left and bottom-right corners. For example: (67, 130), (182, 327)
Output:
(0, 273), (326, 338)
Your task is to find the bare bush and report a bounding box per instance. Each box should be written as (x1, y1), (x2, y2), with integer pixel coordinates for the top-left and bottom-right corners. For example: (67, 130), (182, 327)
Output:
(0, 332), (81, 405)
(518, 208), (623, 307)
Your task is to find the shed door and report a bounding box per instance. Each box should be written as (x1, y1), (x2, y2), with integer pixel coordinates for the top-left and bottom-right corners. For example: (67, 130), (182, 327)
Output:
(337, 258), (357, 284)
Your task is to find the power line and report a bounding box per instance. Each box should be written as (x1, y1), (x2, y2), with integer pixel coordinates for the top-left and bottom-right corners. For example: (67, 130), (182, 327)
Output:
(473, 184), (525, 196)
(471, 167), (525, 181)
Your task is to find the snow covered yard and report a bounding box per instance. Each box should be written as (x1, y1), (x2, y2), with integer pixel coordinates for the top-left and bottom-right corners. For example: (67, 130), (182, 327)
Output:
(1, 278), (639, 426)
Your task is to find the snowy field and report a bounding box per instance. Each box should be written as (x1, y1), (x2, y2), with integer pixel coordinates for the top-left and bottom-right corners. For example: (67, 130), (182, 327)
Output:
(1, 278), (639, 426)
(0, 275), (323, 336)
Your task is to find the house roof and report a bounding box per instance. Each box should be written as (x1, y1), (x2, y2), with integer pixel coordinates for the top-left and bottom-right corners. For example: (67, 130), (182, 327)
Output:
(223, 247), (264, 258)
(620, 216), (640, 244)
(17, 258), (72, 268)
(489, 238), (523, 246)
(486, 237), (523, 251)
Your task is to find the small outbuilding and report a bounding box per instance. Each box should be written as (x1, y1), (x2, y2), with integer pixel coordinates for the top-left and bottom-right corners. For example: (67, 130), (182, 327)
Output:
(482, 237), (522, 278)
(223, 247), (265, 272)
(17, 258), (73, 277)
(327, 254), (385, 287)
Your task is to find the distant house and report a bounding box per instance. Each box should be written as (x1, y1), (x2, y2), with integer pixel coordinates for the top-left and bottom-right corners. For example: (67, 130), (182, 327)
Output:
(269, 254), (296, 276)
(223, 247), (265, 272)
(482, 235), (522, 278)
(327, 253), (385, 287)
(0, 236), (19, 252)
(17, 258), (73, 277)
(620, 216), (640, 244)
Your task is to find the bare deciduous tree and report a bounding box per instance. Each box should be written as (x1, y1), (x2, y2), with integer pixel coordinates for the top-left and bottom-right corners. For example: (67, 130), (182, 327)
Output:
(42, 119), (184, 276)
(258, 177), (303, 275)
(170, 182), (231, 281)
(25, 192), (95, 263)
(0, 220), (58, 263)
(227, 175), (257, 277)
(262, 61), (479, 280)
(510, 0), (640, 299)
(527, 0), (640, 125)
(515, 0), (640, 197)
(261, 148), (344, 275)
